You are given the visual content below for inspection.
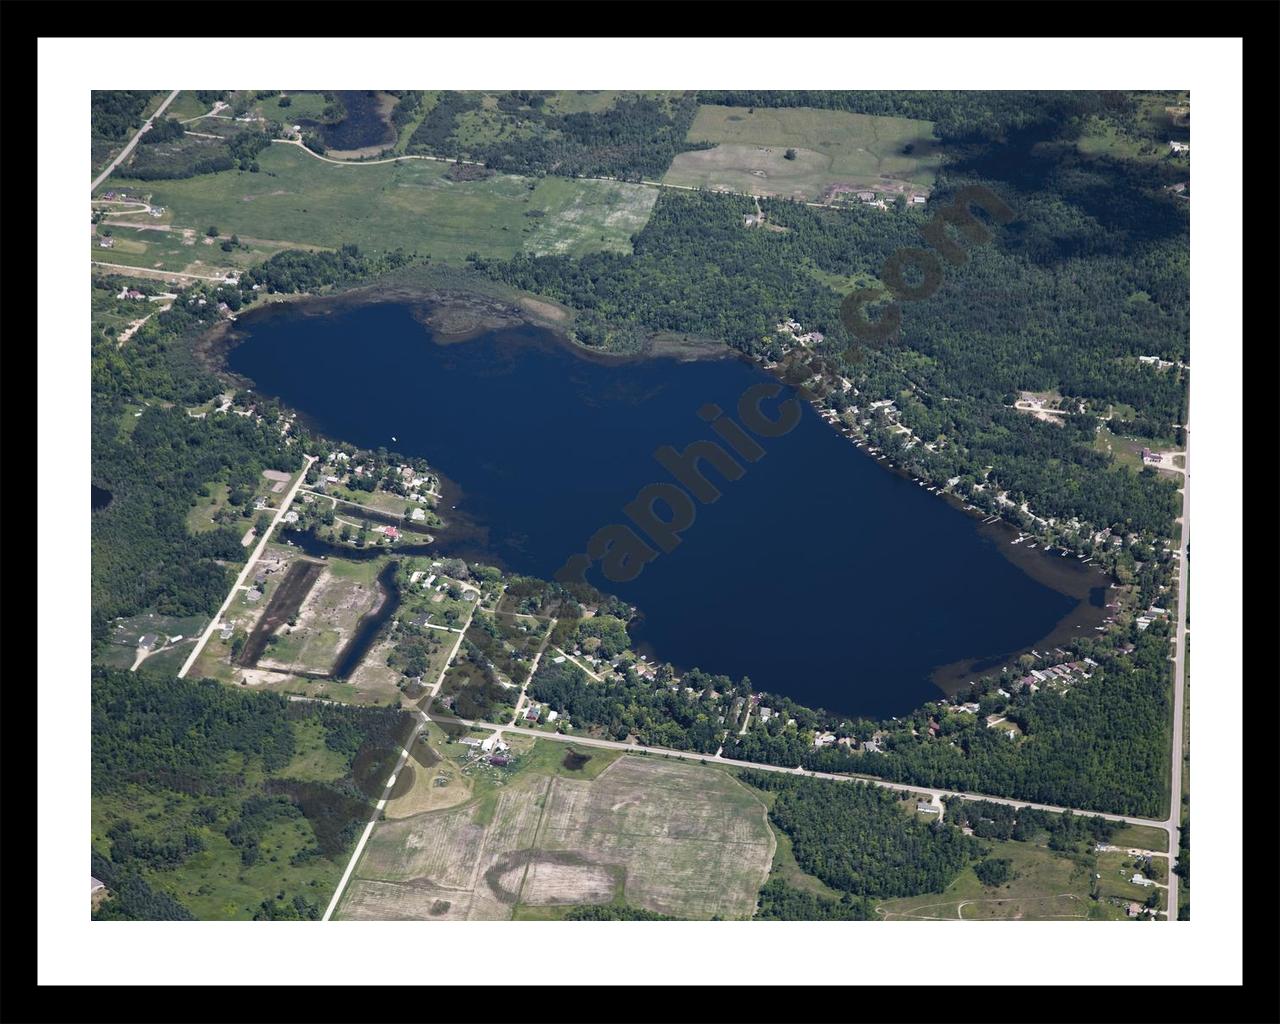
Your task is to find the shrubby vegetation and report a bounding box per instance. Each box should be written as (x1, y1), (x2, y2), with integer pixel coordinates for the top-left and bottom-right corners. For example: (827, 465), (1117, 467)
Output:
(241, 244), (411, 295)
(92, 90), (158, 140)
(754, 876), (871, 920)
(91, 670), (410, 919)
(125, 127), (275, 180)
(408, 91), (704, 181)
(563, 903), (674, 921)
(973, 857), (1013, 886)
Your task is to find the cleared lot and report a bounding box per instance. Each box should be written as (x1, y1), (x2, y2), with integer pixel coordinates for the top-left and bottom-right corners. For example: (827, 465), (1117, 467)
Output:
(339, 752), (774, 920)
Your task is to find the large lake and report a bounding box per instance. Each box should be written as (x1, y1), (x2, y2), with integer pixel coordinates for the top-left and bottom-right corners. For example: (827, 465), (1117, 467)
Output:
(226, 300), (1105, 718)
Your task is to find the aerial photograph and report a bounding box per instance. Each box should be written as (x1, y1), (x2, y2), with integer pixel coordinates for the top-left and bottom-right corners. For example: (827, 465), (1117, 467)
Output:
(80, 79), (1198, 931)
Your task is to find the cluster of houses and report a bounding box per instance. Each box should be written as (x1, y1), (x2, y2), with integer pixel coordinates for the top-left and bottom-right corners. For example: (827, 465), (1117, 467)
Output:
(1168, 140), (1189, 154)
(1013, 659), (1094, 693)
(117, 287), (146, 300)
(775, 317), (825, 347)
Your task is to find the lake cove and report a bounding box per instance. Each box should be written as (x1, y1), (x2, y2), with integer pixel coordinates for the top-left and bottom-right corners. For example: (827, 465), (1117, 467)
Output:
(226, 300), (1106, 719)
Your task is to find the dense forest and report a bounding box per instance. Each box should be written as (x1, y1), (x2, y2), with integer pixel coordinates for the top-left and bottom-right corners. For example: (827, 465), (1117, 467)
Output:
(743, 772), (978, 897)
(407, 91), (704, 180)
(91, 90), (159, 140)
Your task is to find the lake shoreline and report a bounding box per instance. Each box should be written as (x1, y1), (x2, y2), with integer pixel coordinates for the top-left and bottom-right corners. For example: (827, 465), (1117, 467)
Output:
(223, 298), (1108, 719)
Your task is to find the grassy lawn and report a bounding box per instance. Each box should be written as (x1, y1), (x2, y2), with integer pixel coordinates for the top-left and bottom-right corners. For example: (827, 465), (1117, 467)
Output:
(102, 144), (658, 264)
(93, 222), (305, 277)
(1107, 823), (1170, 853)
(514, 739), (623, 780)
(667, 105), (942, 201)
(167, 91), (216, 122)
(186, 482), (234, 534)
(1095, 851), (1167, 910)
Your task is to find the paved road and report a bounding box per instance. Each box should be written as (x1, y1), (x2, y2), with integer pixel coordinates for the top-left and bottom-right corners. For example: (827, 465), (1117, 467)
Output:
(424, 713), (1173, 830)
(176, 456), (316, 679)
(321, 589), (489, 921)
(91, 89), (180, 192)
(1164, 412), (1190, 917)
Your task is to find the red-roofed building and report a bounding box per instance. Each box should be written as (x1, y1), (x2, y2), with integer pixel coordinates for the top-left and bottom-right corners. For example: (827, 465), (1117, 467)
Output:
(385, 526), (398, 540)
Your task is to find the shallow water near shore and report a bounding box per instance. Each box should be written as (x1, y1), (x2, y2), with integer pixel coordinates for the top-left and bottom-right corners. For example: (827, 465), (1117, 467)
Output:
(226, 299), (1107, 718)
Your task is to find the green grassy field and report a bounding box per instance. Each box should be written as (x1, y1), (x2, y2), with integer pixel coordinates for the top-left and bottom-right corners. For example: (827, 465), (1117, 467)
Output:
(92, 224), (299, 277)
(666, 104), (943, 201)
(165, 91), (214, 122)
(1074, 91), (1191, 165)
(1108, 823), (1170, 853)
(101, 144), (658, 263)
(877, 839), (1123, 921)
(185, 482), (235, 534)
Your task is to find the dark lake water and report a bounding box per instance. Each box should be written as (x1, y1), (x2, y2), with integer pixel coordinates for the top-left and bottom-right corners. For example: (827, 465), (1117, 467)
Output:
(92, 485), (113, 511)
(227, 301), (1105, 718)
(296, 91), (394, 151)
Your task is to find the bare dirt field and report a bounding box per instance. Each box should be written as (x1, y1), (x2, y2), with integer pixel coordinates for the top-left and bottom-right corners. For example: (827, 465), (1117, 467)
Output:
(256, 567), (380, 675)
(338, 753), (774, 921)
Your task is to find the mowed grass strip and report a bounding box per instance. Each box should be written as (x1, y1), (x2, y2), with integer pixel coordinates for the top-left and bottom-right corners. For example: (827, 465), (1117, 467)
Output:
(103, 144), (657, 263)
(667, 104), (943, 200)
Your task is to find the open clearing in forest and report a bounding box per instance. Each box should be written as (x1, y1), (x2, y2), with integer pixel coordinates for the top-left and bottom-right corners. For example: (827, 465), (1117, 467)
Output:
(102, 144), (657, 263)
(666, 105), (942, 201)
(337, 752), (774, 920)
(875, 839), (1125, 921)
